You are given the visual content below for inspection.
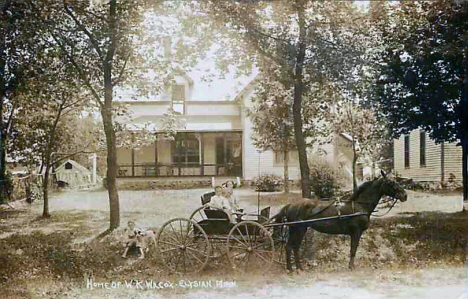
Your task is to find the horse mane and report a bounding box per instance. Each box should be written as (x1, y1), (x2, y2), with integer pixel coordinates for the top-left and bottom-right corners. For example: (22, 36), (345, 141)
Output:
(349, 179), (377, 201)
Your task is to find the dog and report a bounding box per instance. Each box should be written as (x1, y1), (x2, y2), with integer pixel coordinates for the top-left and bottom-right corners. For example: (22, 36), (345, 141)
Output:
(121, 229), (157, 257)
(137, 229), (157, 252)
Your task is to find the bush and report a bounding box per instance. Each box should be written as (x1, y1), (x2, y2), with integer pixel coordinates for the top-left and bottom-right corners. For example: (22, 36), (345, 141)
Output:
(252, 174), (283, 192)
(309, 159), (346, 199)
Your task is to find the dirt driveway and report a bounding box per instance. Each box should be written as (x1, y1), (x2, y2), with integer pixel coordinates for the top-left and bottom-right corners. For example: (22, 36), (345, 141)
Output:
(29, 188), (464, 229)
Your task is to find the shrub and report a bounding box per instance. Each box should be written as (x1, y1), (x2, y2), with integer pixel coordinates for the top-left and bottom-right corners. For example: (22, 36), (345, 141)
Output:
(252, 174), (283, 192)
(309, 159), (346, 199)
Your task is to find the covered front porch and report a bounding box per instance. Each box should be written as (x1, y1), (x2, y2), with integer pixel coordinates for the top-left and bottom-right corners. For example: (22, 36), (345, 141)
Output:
(117, 130), (243, 178)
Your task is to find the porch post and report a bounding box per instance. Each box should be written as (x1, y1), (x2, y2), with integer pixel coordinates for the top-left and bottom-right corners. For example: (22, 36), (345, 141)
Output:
(131, 133), (135, 177)
(178, 132), (182, 177)
(224, 132), (227, 176)
(154, 133), (158, 177)
(200, 132), (205, 176)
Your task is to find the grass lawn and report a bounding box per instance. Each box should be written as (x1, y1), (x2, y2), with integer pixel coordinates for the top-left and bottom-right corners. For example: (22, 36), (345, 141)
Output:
(0, 188), (466, 298)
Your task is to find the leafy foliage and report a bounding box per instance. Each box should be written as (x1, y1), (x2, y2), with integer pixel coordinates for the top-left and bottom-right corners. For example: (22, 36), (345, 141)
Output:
(252, 174), (283, 192)
(309, 158), (346, 199)
(374, 0), (467, 143)
(194, 0), (380, 197)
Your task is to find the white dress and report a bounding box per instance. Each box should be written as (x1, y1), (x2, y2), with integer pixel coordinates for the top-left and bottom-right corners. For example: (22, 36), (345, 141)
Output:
(207, 195), (235, 222)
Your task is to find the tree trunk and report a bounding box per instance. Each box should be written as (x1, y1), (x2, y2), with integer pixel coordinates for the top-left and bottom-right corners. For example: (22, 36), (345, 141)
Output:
(293, 1), (312, 198)
(101, 0), (120, 230)
(463, 139), (467, 202)
(0, 93), (5, 205)
(42, 100), (63, 218)
(102, 108), (120, 230)
(283, 150), (289, 193)
(42, 162), (50, 217)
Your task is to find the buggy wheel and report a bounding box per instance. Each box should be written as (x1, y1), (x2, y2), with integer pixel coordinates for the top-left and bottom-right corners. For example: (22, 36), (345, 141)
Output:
(156, 217), (211, 273)
(268, 224), (288, 265)
(226, 221), (274, 272)
(189, 206), (208, 223)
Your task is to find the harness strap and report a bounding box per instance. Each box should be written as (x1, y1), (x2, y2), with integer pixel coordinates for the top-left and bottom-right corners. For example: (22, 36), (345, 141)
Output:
(371, 198), (399, 217)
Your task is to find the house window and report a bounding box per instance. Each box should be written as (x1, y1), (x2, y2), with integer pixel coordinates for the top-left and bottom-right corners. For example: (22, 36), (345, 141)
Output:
(172, 133), (199, 165)
(404, 135), (410, 168)
(274, 150), (299, 165)
(420, 130), (426, 167)
(172, 84), (185, 114)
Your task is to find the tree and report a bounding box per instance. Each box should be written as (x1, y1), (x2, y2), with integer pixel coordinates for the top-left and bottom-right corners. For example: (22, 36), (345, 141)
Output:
(197, 0), (376, 198)
(374, 0), (468, 200)
(0, 1), (48, 204)
(248, 65), (334, 193)
(26, 1), (219, 229)
(333, 102), (390, 191)
(9, 75), (94, 217)
(248, 78), (296, 193)
(24, 0), (149, 230)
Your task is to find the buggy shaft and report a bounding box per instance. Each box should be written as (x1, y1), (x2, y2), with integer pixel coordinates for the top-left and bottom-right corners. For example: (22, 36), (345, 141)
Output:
(265, 212), (369, 227)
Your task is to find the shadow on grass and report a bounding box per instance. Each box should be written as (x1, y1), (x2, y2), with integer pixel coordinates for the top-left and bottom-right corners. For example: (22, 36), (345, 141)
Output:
(303, 210), (468, 271)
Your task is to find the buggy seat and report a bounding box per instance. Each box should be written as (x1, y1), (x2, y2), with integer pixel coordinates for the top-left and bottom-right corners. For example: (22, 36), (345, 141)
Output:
(200, 191), (270, 223)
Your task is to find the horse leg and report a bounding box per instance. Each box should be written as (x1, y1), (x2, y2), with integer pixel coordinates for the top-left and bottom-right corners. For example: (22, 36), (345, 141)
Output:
(349, 230), (362, 270)
(293, 226), (307, 271)
(286, 230), (295, 272)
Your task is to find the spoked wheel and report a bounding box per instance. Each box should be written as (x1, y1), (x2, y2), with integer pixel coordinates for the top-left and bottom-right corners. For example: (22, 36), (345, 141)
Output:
(189, 206), (208, 223)
(269, 224), (289, 265)
(226, 221), (274, 272)
(156, 217), (211, 273)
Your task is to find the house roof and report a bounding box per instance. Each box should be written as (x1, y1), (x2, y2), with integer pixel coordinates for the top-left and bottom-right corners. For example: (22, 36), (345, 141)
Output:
(115, 57), (258, 103)
(55, 159), (92, 175)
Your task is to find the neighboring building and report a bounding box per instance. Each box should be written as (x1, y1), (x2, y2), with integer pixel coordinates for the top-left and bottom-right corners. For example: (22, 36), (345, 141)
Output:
(394, 129), (462, 182)
(54, 159), (100, 189)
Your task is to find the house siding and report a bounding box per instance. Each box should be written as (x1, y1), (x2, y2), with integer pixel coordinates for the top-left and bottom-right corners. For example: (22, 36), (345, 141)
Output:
(443, 142), (463, 182)
(241, 88), (300, 180)
(394, 130), (445, 181)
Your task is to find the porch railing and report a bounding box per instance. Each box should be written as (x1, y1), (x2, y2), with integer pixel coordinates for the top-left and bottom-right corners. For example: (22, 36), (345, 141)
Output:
(117, 163), (242, 178)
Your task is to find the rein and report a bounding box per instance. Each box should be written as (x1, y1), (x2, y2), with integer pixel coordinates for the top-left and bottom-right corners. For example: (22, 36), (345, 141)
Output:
(370, 198), (399, 217)
(353, 197), (400, 217)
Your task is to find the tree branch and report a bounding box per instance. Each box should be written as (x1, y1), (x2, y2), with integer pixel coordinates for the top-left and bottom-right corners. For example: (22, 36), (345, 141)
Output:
(112, 52), (131, 86)
(52, 147), (95, 166)
(63, 5), (104, 61)
(26, 1), (104, 108)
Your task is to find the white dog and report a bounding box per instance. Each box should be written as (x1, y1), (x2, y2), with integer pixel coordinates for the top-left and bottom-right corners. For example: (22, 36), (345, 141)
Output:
(122, 221), (157, 259)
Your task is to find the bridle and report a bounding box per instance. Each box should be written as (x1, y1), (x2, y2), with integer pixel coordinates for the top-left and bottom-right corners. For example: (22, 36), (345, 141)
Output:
(353, 179), (404, 217)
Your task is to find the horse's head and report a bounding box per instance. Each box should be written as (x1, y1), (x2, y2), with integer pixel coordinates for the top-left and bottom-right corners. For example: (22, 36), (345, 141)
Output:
(379, 170), (407, 202)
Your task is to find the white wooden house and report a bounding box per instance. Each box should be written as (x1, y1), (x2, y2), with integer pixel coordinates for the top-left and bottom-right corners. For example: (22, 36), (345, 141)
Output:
(394, 129), (462, 183)
(114, 70), (358, 182)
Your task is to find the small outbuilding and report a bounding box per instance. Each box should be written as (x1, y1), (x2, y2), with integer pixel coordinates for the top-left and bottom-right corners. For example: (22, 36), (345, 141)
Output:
(54, 159), (100, 189)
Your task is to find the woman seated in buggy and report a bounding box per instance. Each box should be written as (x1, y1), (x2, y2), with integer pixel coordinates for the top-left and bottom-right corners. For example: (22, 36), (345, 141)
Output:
(204, 185), (243, 223)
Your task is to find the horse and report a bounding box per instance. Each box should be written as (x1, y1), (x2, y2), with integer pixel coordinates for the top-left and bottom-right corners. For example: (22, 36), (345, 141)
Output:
(272, 170), (407, 272)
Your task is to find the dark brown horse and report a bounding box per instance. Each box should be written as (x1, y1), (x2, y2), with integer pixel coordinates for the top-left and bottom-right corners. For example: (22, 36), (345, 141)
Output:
(272, 170), (407, 272)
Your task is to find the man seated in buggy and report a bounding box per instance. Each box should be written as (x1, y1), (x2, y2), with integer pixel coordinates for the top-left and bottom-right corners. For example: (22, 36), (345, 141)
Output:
(204, 185), (243, 223)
